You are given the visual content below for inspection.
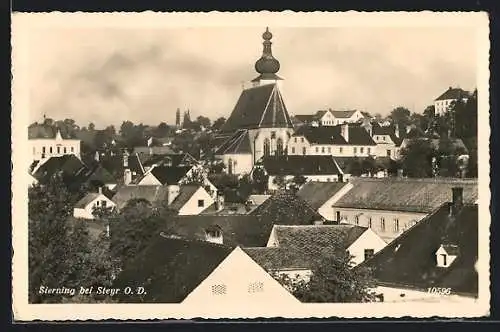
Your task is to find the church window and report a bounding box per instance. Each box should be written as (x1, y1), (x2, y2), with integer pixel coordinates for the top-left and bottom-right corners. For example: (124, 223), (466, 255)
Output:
(276, 138), (284, 156)
(263, 139), (270, 157)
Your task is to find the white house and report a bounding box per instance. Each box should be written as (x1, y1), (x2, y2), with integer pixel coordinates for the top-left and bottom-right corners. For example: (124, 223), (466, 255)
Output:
(169, 185), (215, 216)
(29, 127), (81, 163)
(434, 87), (470, 115)
(294, 109), (365, 127)
(73, 189), (116, 220)
(183, 246), (301, 308)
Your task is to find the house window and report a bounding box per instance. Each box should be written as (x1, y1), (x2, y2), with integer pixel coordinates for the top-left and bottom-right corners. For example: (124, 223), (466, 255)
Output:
(50, 147), (53, 153)
(336, 211), (341, 222)
(339, 147), (343, 154)
(315, 147), (319, 153)
(386, 149), (391, 157)
(368, 217), (372, 228)
(360, 147), (364, 154)
(394, 218), (400, 232)
(71, 147), (74, 152)
(248, 282), (264, 293)
(271, 131), (276, 139)
(96, 200), (100, 207)
(328, 147), (331, 153)
(353, 147), (357, 154)
(302, 147), (306, 155)
(367, 148), (371, 155)
(63, 147), (67, 154)
(364, 249), (375, 261)
(101, 200), (107, 208)
(211, 284), (227, 295)
(355, 216), (359, 225)
(57, 146), (60, 154)
(198, 199), (205, 207)
(294, 137), (297, 143)
(227, 159), (233, 175)
(42, 146), (46, 153)
(291, 147), (295, 154)
(380, 217), (386, 231)
(321, 147), (325, 153)
(383, 136), (386, 141)
(263, 138), (270, 157)
(441, 254), (447, 266)
(301, 137), (304, 143)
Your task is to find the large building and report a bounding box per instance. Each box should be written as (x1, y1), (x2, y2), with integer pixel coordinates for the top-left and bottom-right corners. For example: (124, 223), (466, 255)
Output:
(434, 87), (470, 115)
(28, 124), (81, 163)
(215, 28), (294, 175)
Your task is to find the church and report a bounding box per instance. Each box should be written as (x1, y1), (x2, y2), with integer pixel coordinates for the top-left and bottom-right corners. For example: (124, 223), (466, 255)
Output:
(214, 28), (294, 175)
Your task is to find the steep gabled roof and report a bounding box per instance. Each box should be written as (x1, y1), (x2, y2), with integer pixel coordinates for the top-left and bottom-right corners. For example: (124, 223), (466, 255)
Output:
(113, 235), (232, 303)
(74, 193), (101, 209)
(214, 129), (252, 155)
(169, 185), (202, 211)
(259, 155), (343, 176)
(221, 84), (293, 132)
(32, 155), (88, 183)
(99, 154), (144, 178)
(333, 178), (478, 213)
(146, 165), (192, 185)
(435, 87), (470, 101)
(361, 204), (478, 296)
(112, 185), (170, 210)
(296, 181), (349, 210)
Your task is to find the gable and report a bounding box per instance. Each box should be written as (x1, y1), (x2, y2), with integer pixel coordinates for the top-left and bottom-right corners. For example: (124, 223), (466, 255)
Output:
(182, 247), (300, 305)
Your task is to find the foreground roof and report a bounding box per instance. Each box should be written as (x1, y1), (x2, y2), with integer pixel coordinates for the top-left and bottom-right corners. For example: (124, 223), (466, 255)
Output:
(362, 204), (478, 296)
(114, 235), (232, 303)
(214, 129), (252, 155)
(259, 155), (343, 176)
(296, 181), (349, 210)
(221, 84), (293, 132)
(333, 177), (478, 213)
(112, 185), (170, 210)
(32, 155), (88, 183)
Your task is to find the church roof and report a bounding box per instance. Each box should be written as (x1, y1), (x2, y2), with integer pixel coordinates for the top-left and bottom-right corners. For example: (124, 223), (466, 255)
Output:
(221, 84), (294, 132)
(214, 130), (252, 155)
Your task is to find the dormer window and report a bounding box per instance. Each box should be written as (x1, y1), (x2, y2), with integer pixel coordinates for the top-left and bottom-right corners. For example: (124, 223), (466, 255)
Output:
(435, 244), (459, 268)
(205, 225), (223, 244)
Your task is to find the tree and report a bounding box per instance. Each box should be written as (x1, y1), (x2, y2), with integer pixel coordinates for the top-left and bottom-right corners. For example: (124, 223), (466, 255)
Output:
(272, 175), (287, 190)
(389, 107), (411, 127)
(88, 122), (95, 131)
(275, 249), (376, 303)
(360, 157), (377, 176)
(400, 139), (436, 178)
(196, 116), (211, 129)
(29, 174), (113, 303)
(251, 166), (269, 194)
(347, 158), (363, 177)
(289, 175), (307, 191)
(155, 122), (171, 137)
(212, 117), (226, 131)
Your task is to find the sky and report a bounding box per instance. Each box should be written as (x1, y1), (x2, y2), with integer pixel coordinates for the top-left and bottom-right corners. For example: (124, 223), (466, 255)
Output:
(25, 25), (477, 128)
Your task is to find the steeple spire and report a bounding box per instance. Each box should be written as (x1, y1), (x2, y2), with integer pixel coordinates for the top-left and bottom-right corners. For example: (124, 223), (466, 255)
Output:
(252, 27), (283, 86)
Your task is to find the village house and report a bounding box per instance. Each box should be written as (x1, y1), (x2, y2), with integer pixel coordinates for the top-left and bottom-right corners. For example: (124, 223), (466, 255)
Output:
(73, 187), (116, 220)
(361, 187), (478, 303)
(434, 86), (470, 115)
(214, 28), (295, 175)
(29, 125), (81, 163)
(293, 109), (365, 127)
(168, 185), (215, 216)
(31, 154), (88, 189)
(287, 123), (377, 158)
(132, 136), (176, 155)
(252, 155), (346, 191)
(243, 223), (387, 284)
(296, 181), (353, 221)
(113, 235), (300, 310)
(331, 177), (478, 242)
(371, 122), (405, 159)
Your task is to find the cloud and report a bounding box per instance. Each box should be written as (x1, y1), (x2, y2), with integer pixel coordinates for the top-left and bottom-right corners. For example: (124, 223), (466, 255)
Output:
(26, 26), (477, 128)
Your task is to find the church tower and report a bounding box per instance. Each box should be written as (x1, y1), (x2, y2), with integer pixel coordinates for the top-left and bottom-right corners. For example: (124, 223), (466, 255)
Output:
(175, 108), (181, 127)
(215, 27), (294, 174)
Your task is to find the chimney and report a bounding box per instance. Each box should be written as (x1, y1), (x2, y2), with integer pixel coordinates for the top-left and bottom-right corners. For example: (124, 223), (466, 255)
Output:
(340, 123), (349, 143)
(123, 169), (132, 185)
(394, 123), (400, 138)
(98, 186), (102, 195)
(166, 185), (180, 205)
(123, 151), (129, 168)
(451, 187), (464, 215)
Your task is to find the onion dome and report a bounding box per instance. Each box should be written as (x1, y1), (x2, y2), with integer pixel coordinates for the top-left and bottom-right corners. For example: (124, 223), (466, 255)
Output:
(254, 27), (280, 75)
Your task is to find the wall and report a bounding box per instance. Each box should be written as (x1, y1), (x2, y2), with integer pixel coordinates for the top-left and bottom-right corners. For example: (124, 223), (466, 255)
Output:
(287, 140), (376, 157)
(331, 207), (427, 243)
(30, 138), (81, 162)
(183, 247), (300, 307)
(347, 229), (388, 266)
(177, 187), (215, 216)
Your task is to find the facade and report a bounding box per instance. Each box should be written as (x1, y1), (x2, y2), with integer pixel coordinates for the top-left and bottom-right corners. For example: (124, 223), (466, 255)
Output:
(73, 190), (116, 220)
(29, 127), (81, 162)
(169, 185), (215, 216)
(287, 123), (377, 158)
(362, 188), (478, 303)
(331, 177), (478, 242)
(183, 247), (300, 306)
(434, 86), (470, 115)
(214, 28), (294, 175)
